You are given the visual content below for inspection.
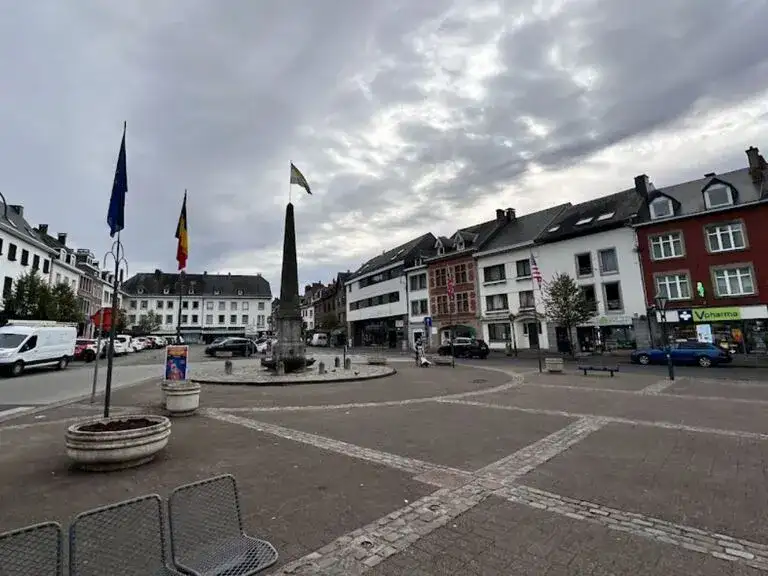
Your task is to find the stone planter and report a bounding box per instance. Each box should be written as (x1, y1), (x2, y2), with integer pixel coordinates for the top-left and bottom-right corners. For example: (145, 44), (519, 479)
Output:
(65, 415), (171, 472)
(161, 380), (201, 416)
(545, 357), (564, 373)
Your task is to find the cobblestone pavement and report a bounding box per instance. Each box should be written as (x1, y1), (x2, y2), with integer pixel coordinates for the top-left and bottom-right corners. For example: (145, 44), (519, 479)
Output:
(1, 364), (768, 574)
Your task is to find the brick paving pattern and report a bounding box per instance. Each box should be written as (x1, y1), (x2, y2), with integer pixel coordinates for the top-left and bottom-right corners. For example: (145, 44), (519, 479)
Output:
(1, 363), (767, 574)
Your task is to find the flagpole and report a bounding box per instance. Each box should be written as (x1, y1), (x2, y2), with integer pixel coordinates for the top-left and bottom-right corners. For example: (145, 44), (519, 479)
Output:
(103, 231), (122, 417)
(288, 162), (292, 204)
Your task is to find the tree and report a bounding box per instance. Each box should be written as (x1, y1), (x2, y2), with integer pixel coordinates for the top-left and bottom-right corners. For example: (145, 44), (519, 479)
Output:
(542, 272), (596, 356)
(136, 311), (162, 335)
(49, 282), (82, 323)
(318, 311), (339, 331)
(3, 271), (52, 320)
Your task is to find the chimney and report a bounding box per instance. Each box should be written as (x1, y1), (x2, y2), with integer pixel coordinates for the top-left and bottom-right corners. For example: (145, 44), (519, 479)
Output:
(705, 172), (716, 178)
(634, 174), (652, 198)
(495, 209), (505, 221)
(38, 224), (48, 235)
(505, 208), (516, 221)
(9, 205), (23, 217)
(57, 233), (67, 246)
(203, 271), (208, 276)
(746, 146), (767, 185)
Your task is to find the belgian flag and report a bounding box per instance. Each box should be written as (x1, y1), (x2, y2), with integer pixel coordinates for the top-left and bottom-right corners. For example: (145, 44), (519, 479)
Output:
(175, 191), (189, 270)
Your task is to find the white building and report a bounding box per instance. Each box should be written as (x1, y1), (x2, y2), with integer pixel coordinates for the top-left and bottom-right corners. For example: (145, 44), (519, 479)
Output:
(0, 203), (57, 305)
(475, 205), (569, 351)
(533, 190), (650, 352)
(301, 301), (315, 330)
(346, 233), (435, 348)
(122, 270), (272, 343)
(404, 260), (431, 347)
(300, 282), (324, 331)
(35, 227), (81, 293)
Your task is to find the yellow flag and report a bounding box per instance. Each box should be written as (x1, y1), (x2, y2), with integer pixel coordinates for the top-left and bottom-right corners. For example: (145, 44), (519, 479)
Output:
(290, 163), (312, 195)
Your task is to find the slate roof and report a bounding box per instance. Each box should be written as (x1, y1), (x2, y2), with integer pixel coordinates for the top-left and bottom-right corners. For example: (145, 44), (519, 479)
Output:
(426, 217), (503, 262)
(634, 167), (767, 225)
(0, 202), (55, 253)
(348, 232), (436, 280)
(122, 271), (272, 298)
(535, 191), (641, 244)
(477, 204), (571, 252)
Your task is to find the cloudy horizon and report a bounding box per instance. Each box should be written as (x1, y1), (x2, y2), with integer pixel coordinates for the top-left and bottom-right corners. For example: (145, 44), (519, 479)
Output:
(2, 0), (768, 298)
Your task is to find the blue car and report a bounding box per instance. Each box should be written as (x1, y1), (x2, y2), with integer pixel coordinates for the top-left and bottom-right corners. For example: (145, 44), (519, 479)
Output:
(631, 341), (732, 368)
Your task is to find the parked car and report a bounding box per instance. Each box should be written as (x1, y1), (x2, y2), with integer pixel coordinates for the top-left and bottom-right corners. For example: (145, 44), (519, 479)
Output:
(437, 338), (490, 359)
(75, 339), (103, 362)
(630, 341), (732, 368)
(0, 322), (77, 376)
(204, 337), (256, 357)
(256, 338), (278, 354)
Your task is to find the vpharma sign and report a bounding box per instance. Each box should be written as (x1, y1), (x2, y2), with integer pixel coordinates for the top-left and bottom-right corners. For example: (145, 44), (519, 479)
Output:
(693, 307), (741, 322)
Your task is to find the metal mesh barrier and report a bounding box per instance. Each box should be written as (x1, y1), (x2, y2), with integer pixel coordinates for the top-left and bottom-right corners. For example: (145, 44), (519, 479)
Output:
(168, 474), (278, 575)
(0, 521), (63, 576)
(69, 494), (183, 576)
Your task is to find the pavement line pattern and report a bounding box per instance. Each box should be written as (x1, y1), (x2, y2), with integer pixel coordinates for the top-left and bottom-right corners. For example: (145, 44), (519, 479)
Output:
(222, 372), (526, 414)
(640, 377), (681, 395)
(0, 407), (33, 419)
(203, 409), (468, 480)
(0, 409), (139, 432)
(271, 416), (604, 575)
(439, 398), (768, 440)
(499, 484), (768, 570)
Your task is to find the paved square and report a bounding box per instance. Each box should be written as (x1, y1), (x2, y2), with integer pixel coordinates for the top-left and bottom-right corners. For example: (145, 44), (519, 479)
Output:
(666, 378), (768, 403)
(1, 362), (768, 574)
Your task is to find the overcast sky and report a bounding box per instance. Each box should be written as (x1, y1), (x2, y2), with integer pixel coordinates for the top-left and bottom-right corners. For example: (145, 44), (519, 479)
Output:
(2, 1), (768, 297)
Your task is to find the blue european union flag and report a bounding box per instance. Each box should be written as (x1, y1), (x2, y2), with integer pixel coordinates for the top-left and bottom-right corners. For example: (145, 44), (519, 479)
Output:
(107, 123), (127, 237)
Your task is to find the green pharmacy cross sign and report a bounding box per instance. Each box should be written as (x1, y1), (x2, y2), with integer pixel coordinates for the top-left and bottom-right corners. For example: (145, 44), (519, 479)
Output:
(696, 282), (705, 298)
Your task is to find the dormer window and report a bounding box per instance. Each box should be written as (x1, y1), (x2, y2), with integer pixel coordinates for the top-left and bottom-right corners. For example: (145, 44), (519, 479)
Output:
(188, 288), (194, 295)
(575, 217), (593, 226)
(213, 289), (221, 296)
(455, 241), (465, 251)
(137, 288), (145, 295)
(163, 288), (170, 295)
(704, 184), (734, 209)
(650, 197), (673, 220)
(414, 257), (423, 266)
(237, 289), (244, 296)
(436, 243), (445, 255)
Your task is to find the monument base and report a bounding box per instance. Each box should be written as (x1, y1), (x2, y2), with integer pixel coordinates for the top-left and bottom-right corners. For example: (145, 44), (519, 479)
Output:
(261, 356), (316, 373)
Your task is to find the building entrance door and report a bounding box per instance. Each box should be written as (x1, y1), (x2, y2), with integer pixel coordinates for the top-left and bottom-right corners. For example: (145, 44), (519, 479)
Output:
(527, 323), (540, 348)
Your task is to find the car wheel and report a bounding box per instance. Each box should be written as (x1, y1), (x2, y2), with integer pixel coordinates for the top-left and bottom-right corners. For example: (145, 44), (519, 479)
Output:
(57, 356), (69, 370)
(638, 354), (651, 365)
(11, 360), (24, 377)
(84, 350), (96, 363)
(698, 356), (712, 368)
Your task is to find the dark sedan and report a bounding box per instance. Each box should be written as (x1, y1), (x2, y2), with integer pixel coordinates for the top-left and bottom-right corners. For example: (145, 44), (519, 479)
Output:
(204, 337), (256, 357)
(631, 341), (731, 368)
(437, 338), (490, 359)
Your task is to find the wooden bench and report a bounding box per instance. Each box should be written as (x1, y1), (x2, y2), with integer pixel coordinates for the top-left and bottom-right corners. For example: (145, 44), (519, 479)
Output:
(577, 365), (619, 377)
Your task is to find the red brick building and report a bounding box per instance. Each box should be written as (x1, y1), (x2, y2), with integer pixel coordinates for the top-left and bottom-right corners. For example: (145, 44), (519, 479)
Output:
(633, 147), (768, 352)
(425, 215), (502, 345)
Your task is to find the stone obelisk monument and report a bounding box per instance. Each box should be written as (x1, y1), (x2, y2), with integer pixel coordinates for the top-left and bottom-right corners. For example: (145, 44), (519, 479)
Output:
(271, 202), (306, 373)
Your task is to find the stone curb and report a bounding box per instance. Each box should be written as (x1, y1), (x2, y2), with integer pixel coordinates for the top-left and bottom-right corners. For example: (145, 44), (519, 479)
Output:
(190, 366), (397, 387)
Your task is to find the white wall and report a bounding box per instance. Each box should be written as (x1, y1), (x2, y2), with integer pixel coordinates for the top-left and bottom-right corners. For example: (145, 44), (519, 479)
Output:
(346, 265), (407, 322)
(0, 228), (55, 307)
(301, 305), (315, 330)
(536, 226), (646, 324)
(51, 259), (81, 292)
(476, 246), (550, 350)
(125, 295), (270, 332)
(406, 267), (430, 344)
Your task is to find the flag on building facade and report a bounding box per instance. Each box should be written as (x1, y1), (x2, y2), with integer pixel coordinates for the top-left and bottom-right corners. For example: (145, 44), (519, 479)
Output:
(290, 163), (312, 195)
(530, 253), (542, 288)
(107, 122), (127, 238)
(175, 192), (189, 270)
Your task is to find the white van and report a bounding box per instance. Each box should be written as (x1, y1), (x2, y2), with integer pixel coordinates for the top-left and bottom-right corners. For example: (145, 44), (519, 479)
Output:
(311, 333), (328, 347)
(0, 321), (77, 376)
(115, 334), (133, 354)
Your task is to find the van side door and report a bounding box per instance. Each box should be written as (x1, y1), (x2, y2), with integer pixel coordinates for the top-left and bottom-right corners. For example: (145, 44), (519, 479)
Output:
(19, 335), (39, 363)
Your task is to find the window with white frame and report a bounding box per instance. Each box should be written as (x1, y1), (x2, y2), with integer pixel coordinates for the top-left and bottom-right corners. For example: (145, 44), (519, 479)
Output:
(518, 290), (535, 309)
(650, 197), (673, 219)
(487, 323), (508, 342)
(655, 273), (690, 300)
(598, 248), (618, 274)
(704, 184), (734, 209)
(650, 232), (683, 260)
(483, 264), (505, 283)
(485, 294), (508, 311)
(706, 222), (745, 253)
(410, 299), (428, 316)
(714, 266), (755, 297)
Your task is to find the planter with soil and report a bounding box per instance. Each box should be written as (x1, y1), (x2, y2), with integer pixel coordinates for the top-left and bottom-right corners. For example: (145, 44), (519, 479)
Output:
(65, 415), (171, 472)
(161, 380), (201, 416)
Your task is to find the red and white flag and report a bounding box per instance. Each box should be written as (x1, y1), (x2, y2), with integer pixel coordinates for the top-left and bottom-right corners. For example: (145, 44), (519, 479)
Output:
(530, 253), (542, 288)
(447, 276), (455, 297)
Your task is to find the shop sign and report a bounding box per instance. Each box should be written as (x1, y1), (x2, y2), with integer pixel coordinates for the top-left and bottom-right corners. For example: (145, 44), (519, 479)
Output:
(693, 307), (741, 322)
(597, 315), (632, 326)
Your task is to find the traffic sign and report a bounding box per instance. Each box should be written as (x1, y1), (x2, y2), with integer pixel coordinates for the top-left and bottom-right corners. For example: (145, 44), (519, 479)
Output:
(424, 316), (432, 327)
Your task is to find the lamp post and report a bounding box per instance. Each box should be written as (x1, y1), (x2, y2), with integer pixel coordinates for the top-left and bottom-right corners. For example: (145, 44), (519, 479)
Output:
(176, 270), (185, 343)
(508, 313), (518, 357)
(654, 294), (674, 381)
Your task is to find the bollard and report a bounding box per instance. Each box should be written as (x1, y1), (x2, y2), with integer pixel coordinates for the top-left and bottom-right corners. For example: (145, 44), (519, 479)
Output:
(224, 360), (233, 375)
(318, 361), (326, 375)
(344, 358), (351, 370)
(334, 356), (340, 368)
(277, 360), (285, 376)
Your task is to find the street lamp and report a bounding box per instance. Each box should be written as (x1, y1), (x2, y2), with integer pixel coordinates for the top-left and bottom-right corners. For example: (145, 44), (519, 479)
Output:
(654, 294), (675, 381)
(508, 313), (518, 357)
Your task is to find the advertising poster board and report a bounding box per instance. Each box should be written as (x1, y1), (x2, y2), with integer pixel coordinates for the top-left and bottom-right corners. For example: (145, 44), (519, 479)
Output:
(165, 345), (189, 381)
